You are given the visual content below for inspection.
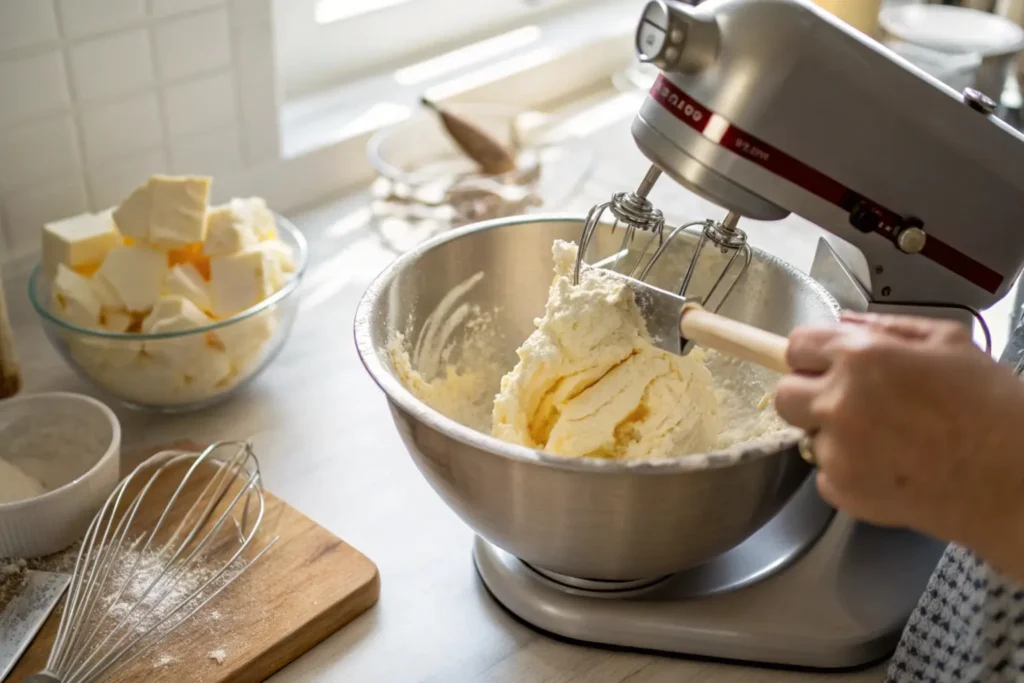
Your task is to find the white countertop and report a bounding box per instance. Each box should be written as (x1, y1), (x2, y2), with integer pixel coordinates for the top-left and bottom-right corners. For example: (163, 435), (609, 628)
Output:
(3, 93), (1016, 682)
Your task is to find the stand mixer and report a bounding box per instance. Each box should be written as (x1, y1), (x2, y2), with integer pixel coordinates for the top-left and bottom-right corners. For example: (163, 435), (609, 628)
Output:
(472, 0), (1024, 669)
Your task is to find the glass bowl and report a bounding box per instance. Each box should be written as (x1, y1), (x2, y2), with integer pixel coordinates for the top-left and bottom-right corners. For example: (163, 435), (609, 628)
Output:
(28, 213), (308, 413)
(366, 102), (545, 187)
(366, 102), (597, 251)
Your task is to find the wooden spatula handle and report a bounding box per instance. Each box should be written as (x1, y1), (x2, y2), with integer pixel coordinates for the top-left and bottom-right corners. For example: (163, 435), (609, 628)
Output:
(679, 304), (790, 374)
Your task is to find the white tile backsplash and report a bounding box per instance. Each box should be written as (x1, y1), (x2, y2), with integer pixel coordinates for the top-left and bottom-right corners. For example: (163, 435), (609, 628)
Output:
(57, 0), (147, 39)
(153, 0), (223, 17)
(228, 0), (272, 26)
(0, 115), (80, 191)
(234, 23), (274, 85)
(0, 51), (70, 127)
(154, 8), (232, 82)
(163, 70), (237, 138)
(0, 0), (59, 51)
(79, 92), (163, 164)
(170, 126), (244, 175)
(87, 148), (167, 208)
(69, 29), (155, 101)
(0, 0), (280, 251)
(3, 175), (89, 252)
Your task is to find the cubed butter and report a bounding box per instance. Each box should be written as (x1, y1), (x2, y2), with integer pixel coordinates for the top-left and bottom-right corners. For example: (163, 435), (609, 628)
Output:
(100, 310), (133, 333)
(212, 311), (276, 369)
(141, 295), (210, 334)
(203, 204), (258, 256)
(90, 273), (123, 310)
(150, 175), (211, 248)
(52, 264), (102, 328)
(96, 356), (188, 405)
(209, 248), (278, 318)
(111, 175), (211, 247)
(181, 345), (232, 390)
(232, 197), (276, 241)
(68, 336), (142, 372)
(255, 240), (296, 278)
(112, 179), (153, 242)
(96, 245), (168, 313)
(42, 212), (121, 278)
(164, 264), (211, 312)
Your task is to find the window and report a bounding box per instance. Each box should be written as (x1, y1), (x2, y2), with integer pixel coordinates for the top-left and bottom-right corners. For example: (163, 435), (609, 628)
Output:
(274, 0), (598, 98)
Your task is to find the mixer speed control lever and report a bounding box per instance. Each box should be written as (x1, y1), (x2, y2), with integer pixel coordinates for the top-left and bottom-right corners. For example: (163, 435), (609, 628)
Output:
(849, 202), (928, 255)
(636, 0), (719, 72)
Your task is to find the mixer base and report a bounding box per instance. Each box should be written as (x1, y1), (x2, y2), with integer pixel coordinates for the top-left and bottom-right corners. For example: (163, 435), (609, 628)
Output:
(474, 508), (946, 669)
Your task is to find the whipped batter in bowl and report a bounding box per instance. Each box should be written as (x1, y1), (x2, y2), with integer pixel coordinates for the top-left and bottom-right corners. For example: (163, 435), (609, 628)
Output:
(357, 215), (840, 580)
(389, 239), (791, 462)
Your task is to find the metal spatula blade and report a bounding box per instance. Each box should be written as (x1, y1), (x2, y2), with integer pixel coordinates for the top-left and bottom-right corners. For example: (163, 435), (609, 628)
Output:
(0, 571), (70, 680)
(597, 268), (791, 373)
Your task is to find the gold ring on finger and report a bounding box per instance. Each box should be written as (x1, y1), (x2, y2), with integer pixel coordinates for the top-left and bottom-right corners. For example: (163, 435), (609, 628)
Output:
(798, 432), (817, 466)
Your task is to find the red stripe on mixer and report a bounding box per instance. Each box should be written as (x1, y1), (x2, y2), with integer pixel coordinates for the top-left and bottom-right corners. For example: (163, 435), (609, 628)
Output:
(649, 74), (1003, 294)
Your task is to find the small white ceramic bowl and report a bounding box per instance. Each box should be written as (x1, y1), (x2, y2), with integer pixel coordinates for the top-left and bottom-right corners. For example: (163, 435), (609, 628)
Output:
(0, 392), (120, 558)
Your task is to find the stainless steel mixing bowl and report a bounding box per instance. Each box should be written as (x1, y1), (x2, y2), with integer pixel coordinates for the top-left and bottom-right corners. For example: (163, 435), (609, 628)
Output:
(355, 215), (841, 580)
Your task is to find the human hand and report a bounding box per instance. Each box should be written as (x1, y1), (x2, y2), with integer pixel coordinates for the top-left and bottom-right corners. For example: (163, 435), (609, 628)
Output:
(775, 312), (1024, 580)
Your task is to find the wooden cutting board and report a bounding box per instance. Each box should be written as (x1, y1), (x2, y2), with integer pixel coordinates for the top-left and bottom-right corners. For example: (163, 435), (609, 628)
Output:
(8, 441), (380, 683)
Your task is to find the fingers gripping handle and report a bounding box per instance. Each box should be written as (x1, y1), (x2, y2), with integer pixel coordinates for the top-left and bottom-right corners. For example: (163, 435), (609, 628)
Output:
(679, 304), (790, 374)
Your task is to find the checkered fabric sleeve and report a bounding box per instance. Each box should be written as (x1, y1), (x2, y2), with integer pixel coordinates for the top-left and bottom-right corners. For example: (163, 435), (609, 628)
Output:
(886, 544), (1024, 682)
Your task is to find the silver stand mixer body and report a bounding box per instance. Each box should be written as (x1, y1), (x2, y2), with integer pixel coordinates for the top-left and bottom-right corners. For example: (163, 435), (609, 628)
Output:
(474, 0), (1024, 669)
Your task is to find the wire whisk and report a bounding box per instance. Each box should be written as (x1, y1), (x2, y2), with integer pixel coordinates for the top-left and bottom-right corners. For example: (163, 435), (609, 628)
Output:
(28, 441), (277, 683)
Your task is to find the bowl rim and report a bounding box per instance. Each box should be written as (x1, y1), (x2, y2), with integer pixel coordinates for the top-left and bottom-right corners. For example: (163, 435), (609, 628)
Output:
(879, 4), (1024, 57)
(353, 213), (839, 475)
(28, 211), (309, 340)
(0, 391), (121, 511)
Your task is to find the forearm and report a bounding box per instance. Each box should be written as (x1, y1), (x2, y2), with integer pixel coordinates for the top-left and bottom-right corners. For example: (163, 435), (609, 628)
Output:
(957, 499), (1024, 585)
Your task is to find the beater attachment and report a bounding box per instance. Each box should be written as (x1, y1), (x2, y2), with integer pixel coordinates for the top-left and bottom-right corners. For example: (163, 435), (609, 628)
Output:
(640, 210), (752, 314)
(575, 164), (752, 314)
(28, 442), (277, 683)
(574, 165), (665, 284)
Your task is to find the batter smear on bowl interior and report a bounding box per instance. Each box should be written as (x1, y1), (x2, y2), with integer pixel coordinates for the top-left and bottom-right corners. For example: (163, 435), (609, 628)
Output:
(492, 240), (722, 460)
(389, 239), (790, 460)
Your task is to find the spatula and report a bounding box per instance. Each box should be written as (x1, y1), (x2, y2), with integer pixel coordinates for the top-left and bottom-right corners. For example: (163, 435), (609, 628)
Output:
(602, 269), (791, 373)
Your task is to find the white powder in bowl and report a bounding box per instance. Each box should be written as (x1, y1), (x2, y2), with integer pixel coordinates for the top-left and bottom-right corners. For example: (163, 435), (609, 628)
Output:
(0, 457), (46, 504)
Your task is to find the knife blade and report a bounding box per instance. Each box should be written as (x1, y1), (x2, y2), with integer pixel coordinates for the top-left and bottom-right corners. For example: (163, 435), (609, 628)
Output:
(0, 570), (69, 681)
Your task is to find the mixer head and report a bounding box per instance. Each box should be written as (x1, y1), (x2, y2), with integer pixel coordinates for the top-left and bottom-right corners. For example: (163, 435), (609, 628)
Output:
(576, 163), (752, 314)
(624, 0), (1024, 328)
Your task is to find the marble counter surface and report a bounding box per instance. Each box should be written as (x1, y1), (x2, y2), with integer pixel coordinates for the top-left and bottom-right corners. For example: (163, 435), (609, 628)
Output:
(3, 90), (1014, 682)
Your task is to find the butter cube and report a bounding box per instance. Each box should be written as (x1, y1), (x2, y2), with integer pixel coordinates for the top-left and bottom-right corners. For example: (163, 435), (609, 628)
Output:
(213, 311), (277, 370)
(181, 346), (232, 390)
(96, 245), (168, 312)
(232, 197), (276, 241)
(209, 248), (278, 318)
(52, 264), (102, 328)
(90, 274), (123, 310)
(203, 204), (258, 256)
(42, 212), (121, 277)
(255, 241), (296, 278)
(143, 296), (231, 387)
(111, 175), (211, 247)
(100, 310), (133, 332)
(164, 264), (211, 312)
(97, 356), (188, 405)
(150, 175), (211, 248)
(141, 295), (210, 334)
(112, 179), (153, 242)
(69, 336), (142, 372)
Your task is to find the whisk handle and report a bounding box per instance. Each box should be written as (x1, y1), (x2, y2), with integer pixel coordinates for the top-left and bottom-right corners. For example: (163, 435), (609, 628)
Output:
(26, 673), (62, 682)
(680, 304), (790, 374)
